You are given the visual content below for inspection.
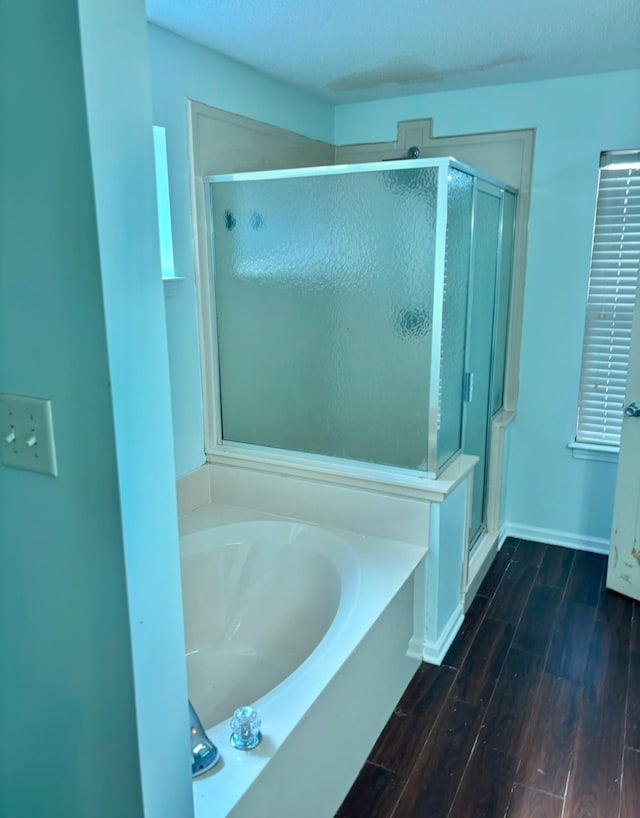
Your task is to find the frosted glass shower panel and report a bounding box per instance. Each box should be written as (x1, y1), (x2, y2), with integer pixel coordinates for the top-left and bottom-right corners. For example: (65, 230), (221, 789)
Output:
(438, 169), (473, 468)
(210, 166), (440, 470)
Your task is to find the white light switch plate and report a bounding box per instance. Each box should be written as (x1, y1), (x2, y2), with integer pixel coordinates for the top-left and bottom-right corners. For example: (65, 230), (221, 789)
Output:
(0, 393), (58, 476)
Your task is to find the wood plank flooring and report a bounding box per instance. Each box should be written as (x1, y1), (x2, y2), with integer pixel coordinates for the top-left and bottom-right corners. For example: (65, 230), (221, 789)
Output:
(336, 538), (639, 818)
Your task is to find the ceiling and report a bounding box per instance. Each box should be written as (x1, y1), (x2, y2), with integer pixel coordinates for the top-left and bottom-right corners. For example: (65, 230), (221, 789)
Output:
(146, 0), (640, 103)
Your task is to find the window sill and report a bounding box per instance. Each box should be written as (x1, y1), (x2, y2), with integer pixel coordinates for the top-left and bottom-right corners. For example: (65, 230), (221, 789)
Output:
(567, 441), (619, 463)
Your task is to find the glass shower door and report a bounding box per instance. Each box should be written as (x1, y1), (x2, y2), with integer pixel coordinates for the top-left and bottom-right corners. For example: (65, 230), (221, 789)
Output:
(206, 158), (510, 488)
(464, 184), (502, 542)
(209, 164), (443, 472)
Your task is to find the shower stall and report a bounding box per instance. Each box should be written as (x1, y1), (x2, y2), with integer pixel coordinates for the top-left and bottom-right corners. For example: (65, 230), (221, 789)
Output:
(205, 158), (516, 546)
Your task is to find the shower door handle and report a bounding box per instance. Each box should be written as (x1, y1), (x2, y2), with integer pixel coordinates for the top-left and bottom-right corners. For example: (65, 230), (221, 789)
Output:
(625, 402), (640, 417)
(463, 372), (474, 402)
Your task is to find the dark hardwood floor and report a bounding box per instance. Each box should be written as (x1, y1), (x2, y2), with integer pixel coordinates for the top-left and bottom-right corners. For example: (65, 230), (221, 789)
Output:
(336, 538), (639, 818)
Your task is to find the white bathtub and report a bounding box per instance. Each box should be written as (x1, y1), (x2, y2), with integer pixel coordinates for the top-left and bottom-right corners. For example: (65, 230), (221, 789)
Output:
(179, 503), (426, 818)
(181, 520), (358, 728)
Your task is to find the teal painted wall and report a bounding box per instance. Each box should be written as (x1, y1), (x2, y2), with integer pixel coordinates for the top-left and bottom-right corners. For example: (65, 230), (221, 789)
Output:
(0, 2), (192, 816)
(335, 69), (640, 546)
(147, 24), (335, 476)
(0, 3), (144, 817)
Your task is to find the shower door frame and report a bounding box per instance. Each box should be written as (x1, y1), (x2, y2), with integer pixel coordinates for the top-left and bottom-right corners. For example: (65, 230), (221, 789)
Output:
(205, 158), (450, 479)
(462, 179), (509, 551)
(204, 157), (507, 484)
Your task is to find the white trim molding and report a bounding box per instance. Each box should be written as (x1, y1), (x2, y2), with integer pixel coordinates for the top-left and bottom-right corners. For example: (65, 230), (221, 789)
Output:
(413, 604), (465, 665)
(567, 441), (619, 463)
(503, 522), (609, 554)
(207, 447), (478, 503)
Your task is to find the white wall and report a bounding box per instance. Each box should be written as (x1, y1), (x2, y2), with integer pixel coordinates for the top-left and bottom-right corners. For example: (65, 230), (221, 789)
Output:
(147, 23), (640, 548)
(146, 24), (335, 475)
(78, 3), (193, 817)
(335, 69), (640, 547)
(0, 2), (192, 817)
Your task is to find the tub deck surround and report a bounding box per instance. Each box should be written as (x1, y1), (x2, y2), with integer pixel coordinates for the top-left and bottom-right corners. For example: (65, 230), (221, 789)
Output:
(204, 453), (479, 546)
(205, 445), (479, 503)
(178, 504), (427, 818)
(177, 464), (211, 516)
(177, 451), (493, 664)
(173, 451), (503, 812)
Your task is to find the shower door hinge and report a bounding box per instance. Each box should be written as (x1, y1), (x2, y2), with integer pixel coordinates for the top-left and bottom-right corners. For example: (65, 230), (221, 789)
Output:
(463, 372), (474, 402)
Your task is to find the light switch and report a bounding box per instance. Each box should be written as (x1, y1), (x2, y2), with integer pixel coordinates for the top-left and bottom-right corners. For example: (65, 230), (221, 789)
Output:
(0, 393), (58, 476)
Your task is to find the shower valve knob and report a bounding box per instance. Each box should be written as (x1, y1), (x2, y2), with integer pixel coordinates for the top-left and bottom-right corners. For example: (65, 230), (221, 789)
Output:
(230, 705), (262, 750)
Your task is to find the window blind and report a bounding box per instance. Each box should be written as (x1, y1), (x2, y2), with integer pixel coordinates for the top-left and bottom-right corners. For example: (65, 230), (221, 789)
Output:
(576, 151), (640, 447)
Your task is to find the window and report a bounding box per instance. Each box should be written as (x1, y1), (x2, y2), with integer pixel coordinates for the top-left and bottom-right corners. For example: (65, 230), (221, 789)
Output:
(575, 150), (640, 450)
(152, 125), (176, 279)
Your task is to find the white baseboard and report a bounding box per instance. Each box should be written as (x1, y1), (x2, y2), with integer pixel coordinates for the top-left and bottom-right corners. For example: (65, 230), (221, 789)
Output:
(406, 636), (425, 662)
(416, 604), (464, 666)
(503, 522), (609, 555)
